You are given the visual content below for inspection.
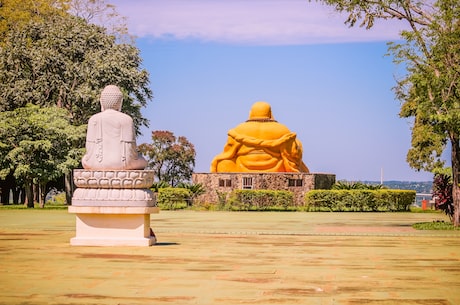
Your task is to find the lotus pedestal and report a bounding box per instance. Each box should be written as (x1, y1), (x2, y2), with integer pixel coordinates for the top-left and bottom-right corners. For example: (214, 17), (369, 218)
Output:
(69, 169), (159, 247)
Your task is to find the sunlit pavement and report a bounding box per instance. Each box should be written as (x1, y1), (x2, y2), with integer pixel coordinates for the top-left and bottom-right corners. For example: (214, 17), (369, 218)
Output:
(1, 209), (459, 305)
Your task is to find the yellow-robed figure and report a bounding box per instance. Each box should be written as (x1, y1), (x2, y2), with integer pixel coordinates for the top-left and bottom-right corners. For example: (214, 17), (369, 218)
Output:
(210, 101), (309, 173)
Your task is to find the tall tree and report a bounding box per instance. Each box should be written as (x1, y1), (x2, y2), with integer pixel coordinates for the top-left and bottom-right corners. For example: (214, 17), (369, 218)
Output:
(68, 0), (132, 43)
(0, 0), (69, 43)
(0, 0), (129, 43)
(0, 12), (151, 131)
(0, 6), (153, 203)
(139, 131), (196, 187)
(0, 104), (86, 207)
(315, 0), (460, 225)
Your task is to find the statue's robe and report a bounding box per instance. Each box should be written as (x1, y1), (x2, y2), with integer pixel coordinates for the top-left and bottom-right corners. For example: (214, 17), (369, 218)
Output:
(82, 109), (147, 170)
(211, 120), (309, 173)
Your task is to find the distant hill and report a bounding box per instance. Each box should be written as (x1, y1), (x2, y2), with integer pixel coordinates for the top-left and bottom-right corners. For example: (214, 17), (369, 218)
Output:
(362, 181), (432, 194)
(344, 180), (433, 207)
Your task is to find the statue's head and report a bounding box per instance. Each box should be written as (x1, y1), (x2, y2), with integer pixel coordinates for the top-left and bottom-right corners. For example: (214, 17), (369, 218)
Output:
(100, 85), (123, 111)
(248, 101), (274, 120)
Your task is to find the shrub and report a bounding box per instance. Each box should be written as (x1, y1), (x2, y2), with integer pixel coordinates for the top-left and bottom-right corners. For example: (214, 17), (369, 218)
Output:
(46, 191), (67, 206)
(151, 181), (170, 192)
(216, 190), (229, 210)
(176, 182), (205, 205)
(156, 187), (191, 210)
(432, 173), (454, 221)
(332, 181), (385, 190)
(304, 189), (415, 212)
(226, 190), (294, 211)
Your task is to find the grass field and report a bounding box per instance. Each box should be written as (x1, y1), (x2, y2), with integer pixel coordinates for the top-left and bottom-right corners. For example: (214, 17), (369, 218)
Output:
(1, 209), (459, 305)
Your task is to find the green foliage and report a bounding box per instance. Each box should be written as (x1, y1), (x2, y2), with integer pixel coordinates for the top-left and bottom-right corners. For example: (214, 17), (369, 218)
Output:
(0, 0), (152, 206)
(156, 187), (192, 210)
(45, 191), (67, 206)
(316, 0), (460, 225)
(412, 220), (460, 230)
(0, 104), (85, 205)
(176, 182), (205, 201)
(305, 189), (415, 212)
(383, 181), (432, 193)
(139, 131), (196, 186)
(333, 180), (385, 190)
(68, 0), (132, 43)
(0, 104), (85, 182)
(410, 206), (441, 214)
(433, 167), (453, 177)
(224, 190), (295, 211)
(0, 203), (68, 210)
(432, 173), (454, 221)
(0, 0), (69, 43)
(215, 190), (229, 210)
(391, 3), (460, 174)
(150, 181), (170, 192)
(0, 12), (152, 133)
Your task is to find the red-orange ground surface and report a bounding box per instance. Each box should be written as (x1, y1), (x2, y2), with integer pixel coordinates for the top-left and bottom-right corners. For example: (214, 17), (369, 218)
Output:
(1, 210), (459, 305)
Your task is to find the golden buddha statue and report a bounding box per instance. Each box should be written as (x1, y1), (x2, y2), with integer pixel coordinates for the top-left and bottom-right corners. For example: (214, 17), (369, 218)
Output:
(210, 101), (309, 173)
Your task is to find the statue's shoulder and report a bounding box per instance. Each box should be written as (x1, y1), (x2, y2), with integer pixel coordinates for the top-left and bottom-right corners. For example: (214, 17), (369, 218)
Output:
(99, 109), (132, 120)
(118, 111), (133, 123)
(87, 112), (102, 124)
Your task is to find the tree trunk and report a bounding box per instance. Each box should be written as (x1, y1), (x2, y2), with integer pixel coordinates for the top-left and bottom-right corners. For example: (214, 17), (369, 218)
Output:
(64, 171), (74, 205)
(12, 186), (21, 204)
(25, 181), (34, 208)
(20, 188), (26, 205)
(0, 174), (15, 204)
(451, 134), (460, 226)
(33, 183), (39, 204)
(0, 180), (10, 204)
(38, 183), (46, 208)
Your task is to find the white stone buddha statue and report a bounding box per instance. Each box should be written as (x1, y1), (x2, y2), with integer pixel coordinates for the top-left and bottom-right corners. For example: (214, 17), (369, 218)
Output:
(81, 85), (148, 170)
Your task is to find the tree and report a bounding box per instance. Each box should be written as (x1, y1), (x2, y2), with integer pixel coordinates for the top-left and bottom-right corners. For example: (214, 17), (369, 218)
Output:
(0, 0), (130, 43)
(0, 0), (69, 43)
(315, 0), (460, 225)
(0, 1), (153, 205)
(0, 10), (152, 203)
(0, 104), (86, 207)
(0, 12), (152, 131)
(68, 0), (132, 43)
(139, 131), (196, 187)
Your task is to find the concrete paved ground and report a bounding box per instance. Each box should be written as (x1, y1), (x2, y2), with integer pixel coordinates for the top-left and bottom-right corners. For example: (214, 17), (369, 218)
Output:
(1, 210), (459, 305)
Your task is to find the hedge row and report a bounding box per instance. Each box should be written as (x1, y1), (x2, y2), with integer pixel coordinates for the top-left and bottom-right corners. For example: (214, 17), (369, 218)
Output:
(304, 189), (416, 212)
(222, 189), (295, 211)
(156, 188), (416, 212)
(156, 187), (191, 210)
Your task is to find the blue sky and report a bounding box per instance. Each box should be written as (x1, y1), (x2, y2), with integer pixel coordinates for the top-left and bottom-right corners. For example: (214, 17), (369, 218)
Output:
(109, 0), (440, 182)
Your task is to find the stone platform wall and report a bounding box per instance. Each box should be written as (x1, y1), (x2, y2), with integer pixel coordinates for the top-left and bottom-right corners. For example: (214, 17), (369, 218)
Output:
(192, 172), (336, 206)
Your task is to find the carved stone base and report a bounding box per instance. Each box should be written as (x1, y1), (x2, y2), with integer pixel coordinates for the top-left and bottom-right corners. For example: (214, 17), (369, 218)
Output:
(72, 188), (156, 207)
(73, 169), (155, 189)
(70, 169), (160, 246)
(71, 169), (157, 207)
(68, 206), (159, 247)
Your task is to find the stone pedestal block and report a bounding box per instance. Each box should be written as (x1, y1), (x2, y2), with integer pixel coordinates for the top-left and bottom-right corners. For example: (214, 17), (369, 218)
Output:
(69, 206), (159, 246)
(69, 170), (159, 247)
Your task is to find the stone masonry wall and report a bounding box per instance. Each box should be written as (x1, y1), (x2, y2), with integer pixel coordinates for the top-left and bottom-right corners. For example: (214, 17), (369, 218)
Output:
(192, 173), (336, 206)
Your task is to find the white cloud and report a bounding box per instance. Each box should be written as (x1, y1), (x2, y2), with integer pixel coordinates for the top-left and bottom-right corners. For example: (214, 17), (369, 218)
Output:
(110, 0), (406, 45)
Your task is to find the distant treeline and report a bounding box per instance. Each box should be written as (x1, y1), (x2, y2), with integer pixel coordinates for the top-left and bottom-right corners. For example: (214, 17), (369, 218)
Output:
(361, 181), (432, 194)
